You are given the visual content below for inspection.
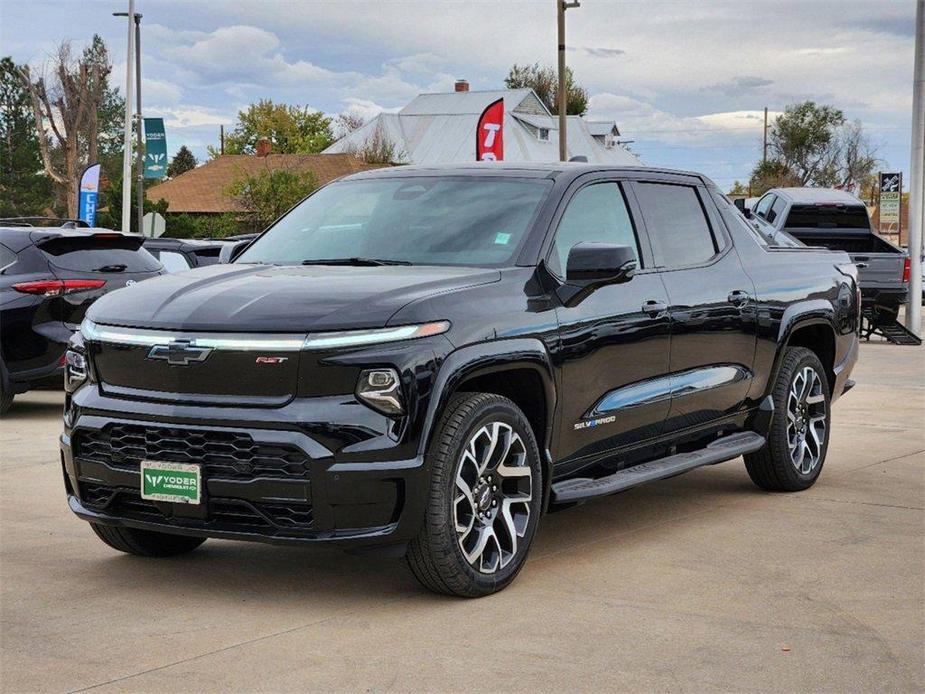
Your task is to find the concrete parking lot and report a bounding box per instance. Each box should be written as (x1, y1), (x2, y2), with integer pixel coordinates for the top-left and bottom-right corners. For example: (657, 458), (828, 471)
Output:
(1, 342), (922, 693)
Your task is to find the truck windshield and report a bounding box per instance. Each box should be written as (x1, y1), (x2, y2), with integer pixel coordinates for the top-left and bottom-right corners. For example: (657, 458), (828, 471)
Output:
(784, 205), (870, 229)
(237, 176), (551, 267)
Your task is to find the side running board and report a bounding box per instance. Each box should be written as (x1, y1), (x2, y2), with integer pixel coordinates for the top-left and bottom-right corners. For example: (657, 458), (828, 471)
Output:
(551, 431), (766, 504)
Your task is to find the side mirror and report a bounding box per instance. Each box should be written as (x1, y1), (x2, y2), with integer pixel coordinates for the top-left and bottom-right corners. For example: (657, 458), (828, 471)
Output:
(558, 242), (637, 306)
(566, 242), (637, 285)
(220, 240), (251, 263)
(733, 198), (753, 219)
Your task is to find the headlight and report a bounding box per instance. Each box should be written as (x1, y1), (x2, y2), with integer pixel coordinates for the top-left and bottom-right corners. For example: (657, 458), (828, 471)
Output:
(356, 368), (404, 416)
(64, 349), (87, 390)
(303, 321), (450, 350)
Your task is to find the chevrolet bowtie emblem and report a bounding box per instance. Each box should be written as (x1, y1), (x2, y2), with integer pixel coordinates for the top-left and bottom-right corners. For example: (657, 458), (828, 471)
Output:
(147, 339), (213, 366)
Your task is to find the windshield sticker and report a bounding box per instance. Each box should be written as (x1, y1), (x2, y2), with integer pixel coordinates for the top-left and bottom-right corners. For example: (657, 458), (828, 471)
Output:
(494, 232), (512, 245)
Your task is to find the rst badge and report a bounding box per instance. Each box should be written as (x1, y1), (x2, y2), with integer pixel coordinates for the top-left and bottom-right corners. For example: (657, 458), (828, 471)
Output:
(255, 356), (288, 365)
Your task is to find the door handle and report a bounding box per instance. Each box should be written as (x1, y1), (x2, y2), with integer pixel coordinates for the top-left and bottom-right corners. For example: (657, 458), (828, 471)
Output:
(727, 290), (750, 308)
(642, 299), (668, 317)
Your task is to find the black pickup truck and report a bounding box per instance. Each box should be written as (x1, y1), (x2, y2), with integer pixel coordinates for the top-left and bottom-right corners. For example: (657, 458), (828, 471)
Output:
(61, 164), (860, 597)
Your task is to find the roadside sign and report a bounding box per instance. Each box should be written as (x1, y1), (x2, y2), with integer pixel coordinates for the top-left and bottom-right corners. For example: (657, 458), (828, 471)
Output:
(476, 98), (504, 161)
(878, 172), (902, 236)
(77, 163), (101, 227)
(143, 118), (168, 179)
(142, 211), (166, 238)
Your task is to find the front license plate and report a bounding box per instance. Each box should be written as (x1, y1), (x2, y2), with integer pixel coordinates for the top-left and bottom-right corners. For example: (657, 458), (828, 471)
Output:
(141, 461), (201, 504)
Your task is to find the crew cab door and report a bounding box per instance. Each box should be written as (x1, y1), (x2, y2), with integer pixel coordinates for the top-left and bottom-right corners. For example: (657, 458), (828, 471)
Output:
(549, 179), (672, 467)
(629, 179), (757, 432)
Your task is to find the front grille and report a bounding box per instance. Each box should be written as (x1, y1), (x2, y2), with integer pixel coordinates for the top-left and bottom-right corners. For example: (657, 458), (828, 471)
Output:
(78, 483), (314, 532)
(74, 424), (311, 480)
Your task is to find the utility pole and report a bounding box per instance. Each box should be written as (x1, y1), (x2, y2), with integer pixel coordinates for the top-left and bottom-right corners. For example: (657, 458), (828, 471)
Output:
(118, 0), (134, 233)
(557, 0), (580, 161)
(907, 0), (924, 335)
(116, 11), (144, 234)
(762, 107), (768, 163)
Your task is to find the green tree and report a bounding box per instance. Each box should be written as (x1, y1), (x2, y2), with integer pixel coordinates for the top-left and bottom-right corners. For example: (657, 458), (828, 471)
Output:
(94, 175), (169, 232)
(82, 35), (126, 183)
(749, 159), (801, 197)
(162, 212), (240, 239)
(226, 166), (316, 232)
(0, 57), (52, 216)
(18, 35), (123, 216)
(167, 145), (197, 178)
(504, 63), (589, 116)
(761, 101), (878, 191)
(211, 99), (333, 157)
(727, 180), (748, 197)
(769, 101), (844, 185)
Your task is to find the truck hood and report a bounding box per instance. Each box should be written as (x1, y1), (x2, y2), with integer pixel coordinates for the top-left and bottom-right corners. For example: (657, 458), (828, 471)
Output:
(86, 263), (500, 332)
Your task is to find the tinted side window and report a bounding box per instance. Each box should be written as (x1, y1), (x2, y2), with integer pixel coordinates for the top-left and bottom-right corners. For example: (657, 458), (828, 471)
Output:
(754, 194), (774, 220)
(767, 196), (786, 225)
(634, 183), (717, 268)
(549, 182), (640, 277)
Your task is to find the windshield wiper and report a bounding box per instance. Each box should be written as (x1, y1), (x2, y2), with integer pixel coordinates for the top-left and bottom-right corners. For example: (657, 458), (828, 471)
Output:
(301, 257), (413, 266)
(93, 263), (127, 272)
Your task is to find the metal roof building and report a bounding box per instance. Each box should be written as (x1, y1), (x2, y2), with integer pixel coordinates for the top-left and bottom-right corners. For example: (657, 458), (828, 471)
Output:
(324, 87), (642, 166)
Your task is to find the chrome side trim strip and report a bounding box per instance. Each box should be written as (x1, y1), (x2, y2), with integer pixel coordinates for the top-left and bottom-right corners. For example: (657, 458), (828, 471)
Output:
(587, 365), (752, 417)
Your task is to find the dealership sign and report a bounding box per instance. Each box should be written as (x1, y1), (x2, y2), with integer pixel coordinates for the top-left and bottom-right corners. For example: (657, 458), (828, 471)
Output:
(476, 98), (504, 161)
(878, 172), (901, 233)
(77, 163), (101, 227)
(143, 118), (168, 179)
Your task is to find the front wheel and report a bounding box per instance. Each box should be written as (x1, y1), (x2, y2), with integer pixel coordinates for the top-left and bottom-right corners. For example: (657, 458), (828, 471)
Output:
(745, 347), (831, 491)
(406, 393), (543, 597)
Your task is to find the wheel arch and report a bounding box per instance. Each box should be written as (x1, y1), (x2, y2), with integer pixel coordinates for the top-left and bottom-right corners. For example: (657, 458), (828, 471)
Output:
(420, 339), (557, 509)
(773, 304), (838, 395)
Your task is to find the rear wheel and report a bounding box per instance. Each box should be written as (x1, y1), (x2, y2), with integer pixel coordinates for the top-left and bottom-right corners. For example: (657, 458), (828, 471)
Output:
(745, 347), (830, 491)
(406, 393), (543, 597)
(90, 523), (206, 557)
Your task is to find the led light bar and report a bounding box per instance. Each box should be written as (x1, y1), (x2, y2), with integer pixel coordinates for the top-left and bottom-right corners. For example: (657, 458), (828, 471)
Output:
(302, 321), (450, 350)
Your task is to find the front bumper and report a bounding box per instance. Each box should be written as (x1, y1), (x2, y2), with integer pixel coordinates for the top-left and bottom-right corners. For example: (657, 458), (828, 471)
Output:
(61, 411), (429, 550)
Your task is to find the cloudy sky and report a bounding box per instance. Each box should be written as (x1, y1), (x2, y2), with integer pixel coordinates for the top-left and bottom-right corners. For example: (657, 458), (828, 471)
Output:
(1, 0), (916, 190)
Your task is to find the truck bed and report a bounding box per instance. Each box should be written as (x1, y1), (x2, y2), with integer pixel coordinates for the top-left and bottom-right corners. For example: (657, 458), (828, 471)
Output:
(785, 228), (907, 298)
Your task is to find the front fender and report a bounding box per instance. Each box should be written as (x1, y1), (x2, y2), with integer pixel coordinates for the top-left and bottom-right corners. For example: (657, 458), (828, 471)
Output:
(418, 339), (557, 508)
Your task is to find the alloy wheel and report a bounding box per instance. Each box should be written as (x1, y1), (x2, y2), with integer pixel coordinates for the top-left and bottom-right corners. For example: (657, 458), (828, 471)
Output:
(787, 366), (827, 475)
(452, 421), (533, 574)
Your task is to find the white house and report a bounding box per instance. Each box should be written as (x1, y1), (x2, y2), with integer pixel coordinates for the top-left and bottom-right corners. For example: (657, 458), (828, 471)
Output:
(324, 82), (641, 166)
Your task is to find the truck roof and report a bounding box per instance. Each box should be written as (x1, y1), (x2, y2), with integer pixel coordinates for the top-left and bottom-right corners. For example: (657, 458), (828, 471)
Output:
(771, 187), (865, 206)
(342, 162), (711, 185)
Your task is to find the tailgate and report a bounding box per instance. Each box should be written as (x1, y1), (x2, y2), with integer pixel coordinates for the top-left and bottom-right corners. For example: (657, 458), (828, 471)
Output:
(850, 252), (907, 290)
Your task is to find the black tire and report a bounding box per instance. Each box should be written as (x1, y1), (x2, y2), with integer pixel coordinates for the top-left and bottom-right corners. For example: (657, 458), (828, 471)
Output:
(90, 523), (206, 557)
(745, 347), (831, 492)
(0, 385), (12, 416)
(871, 302), (900, 325)
(406, 393), (543, 598)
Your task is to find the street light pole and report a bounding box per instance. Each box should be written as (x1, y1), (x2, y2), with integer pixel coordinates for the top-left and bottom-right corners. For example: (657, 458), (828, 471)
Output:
(118, 0), (134, 233)
(557, 0), (580, 162)
(115, 9), (143, 234)
(907, 0), (924, 336)
(133, 13), (143, 236)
